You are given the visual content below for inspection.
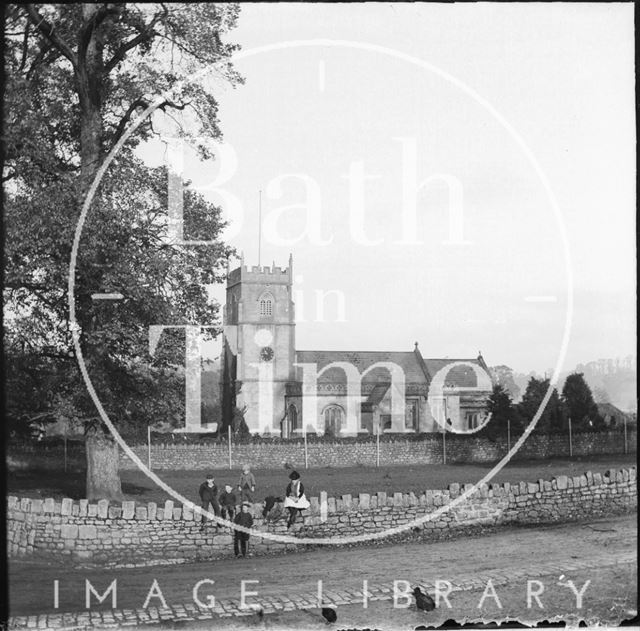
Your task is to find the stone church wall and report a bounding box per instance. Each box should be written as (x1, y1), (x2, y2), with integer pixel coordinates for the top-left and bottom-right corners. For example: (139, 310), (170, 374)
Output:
(112, 429), (636, 470)
(7, 466), (636, 565)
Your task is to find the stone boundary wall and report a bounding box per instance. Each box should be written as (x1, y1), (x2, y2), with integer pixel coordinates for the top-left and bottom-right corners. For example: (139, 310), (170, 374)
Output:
(8, 430), (635, 472)
(117, 429), (636, 470)
(7, 466), (636, 566)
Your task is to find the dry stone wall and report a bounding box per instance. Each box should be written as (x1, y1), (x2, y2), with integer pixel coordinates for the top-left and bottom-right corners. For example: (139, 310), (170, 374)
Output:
(8, 430), (634, 472)
(7, 466), (636, 566)
(117, 429), (635, 470)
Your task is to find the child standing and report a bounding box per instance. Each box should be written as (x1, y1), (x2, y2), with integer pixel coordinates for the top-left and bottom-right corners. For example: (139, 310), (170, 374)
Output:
(219, 484), (237, 521)
(233, 502), (254, 558)
(237, 465), (256, 503)
(198, 473), (220, 529)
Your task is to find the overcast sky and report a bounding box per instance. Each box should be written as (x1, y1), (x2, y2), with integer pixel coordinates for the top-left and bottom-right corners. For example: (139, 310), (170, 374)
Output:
(140, 3), (635, 375)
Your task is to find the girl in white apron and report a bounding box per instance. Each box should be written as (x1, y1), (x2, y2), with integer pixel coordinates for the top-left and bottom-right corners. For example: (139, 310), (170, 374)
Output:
(284, 471), (310, 528)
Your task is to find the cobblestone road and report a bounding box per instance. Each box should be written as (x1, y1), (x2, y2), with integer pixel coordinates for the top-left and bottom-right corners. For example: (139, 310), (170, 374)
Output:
(7, 514), (637, 630)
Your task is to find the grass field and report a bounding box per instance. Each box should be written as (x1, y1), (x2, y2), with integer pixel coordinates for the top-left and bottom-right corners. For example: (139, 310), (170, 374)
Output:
(7, 453), (636, 505)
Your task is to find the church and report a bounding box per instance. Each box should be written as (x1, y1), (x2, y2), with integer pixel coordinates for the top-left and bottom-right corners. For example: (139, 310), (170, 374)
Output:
(220, 256), (493, 437)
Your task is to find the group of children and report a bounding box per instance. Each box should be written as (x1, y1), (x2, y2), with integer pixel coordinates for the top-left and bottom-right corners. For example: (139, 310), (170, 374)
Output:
(198, 466), (311, 558)
(198, 465), (256, 557)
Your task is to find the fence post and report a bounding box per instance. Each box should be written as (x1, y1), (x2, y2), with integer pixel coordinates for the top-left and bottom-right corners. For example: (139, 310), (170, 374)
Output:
(507, 419), (511, 454)
(623, 416), (628, 454)
(147, 424), (151, 470)
(63, 423), (68, 473)
(228, 425), (232, 470)
(442, 423), (447, 465)
(304, 430), (308, 469)
(568, 417), (572, 458)
(376, 425), (380, 467)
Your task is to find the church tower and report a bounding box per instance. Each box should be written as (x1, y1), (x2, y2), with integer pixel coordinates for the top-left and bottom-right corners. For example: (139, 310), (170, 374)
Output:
(220, 255), (295, 435)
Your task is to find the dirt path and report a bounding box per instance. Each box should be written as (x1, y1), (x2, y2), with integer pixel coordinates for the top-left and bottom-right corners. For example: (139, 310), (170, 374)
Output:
(9, 514), (637, 620)
(154, 564), (637, 630)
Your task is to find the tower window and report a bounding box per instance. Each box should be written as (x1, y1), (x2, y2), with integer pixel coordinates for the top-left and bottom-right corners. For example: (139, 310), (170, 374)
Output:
(258, 292), (274, 318)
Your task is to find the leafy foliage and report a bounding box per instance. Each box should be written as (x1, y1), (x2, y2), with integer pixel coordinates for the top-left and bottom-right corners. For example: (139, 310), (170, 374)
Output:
(488, 365), (521, 402)
(231, 406), (251, 437)
(561, 373), (604, 431)
(479, 384), (523, 441)
(4, 5), (243, 498)
(516, 377), (566, 434)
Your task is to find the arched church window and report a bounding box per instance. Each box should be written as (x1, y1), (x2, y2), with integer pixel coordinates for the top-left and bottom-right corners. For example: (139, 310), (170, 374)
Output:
(323, 404), (344, 435)
(288, 404), (298, 431)
(258, 292), (274, 318)
(466, 412), (479, 430)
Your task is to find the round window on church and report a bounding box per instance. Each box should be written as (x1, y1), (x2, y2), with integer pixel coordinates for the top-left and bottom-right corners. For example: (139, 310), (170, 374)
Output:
(254, 328), (273, 347)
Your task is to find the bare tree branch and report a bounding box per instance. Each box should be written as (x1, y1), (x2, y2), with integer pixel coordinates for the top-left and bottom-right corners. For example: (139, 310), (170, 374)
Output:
(25, 40), (56, 78)
(24, 5), (77, 68)
(103, 6), (169, 74)
(109, 96), (189, 150)
(110, 96), (151, 147)
(18, 22), (31, 72)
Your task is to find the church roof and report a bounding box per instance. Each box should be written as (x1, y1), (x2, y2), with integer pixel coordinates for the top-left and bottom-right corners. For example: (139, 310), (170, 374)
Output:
(596, 402), (631, 420)
(366, 383), (391, 405)
(422, 358), (487, 388)
(296, 350), (427, 383)
(295, 350), (490, 388)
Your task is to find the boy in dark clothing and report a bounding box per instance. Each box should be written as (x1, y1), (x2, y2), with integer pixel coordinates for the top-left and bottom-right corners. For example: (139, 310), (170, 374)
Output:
(219, 484), (237, 521)
(237, 465), (256, 503)
(233, 502), (254, 558)
(198, 474), (220, 528)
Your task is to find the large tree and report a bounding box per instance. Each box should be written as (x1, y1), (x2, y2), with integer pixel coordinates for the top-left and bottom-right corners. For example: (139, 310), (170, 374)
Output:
(516, 376), (566, 434)
(561, 373), (604, 431)
(4, 4), (242, 499)
(479, 383), (522, 441)
(488, 365), (521, 402)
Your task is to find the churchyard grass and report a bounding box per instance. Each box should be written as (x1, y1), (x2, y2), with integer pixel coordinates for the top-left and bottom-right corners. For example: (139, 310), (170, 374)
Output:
(7, 452), (637, 504)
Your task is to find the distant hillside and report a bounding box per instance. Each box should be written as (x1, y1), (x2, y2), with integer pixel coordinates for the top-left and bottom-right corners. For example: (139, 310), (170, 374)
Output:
(493, 355), (636, 412)
(552, 356), (636, 412)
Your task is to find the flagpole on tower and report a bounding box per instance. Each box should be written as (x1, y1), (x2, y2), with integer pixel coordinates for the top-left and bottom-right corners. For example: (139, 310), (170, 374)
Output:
(258, 189), (262, 266)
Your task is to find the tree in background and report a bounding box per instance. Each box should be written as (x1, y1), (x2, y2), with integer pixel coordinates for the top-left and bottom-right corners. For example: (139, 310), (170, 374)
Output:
(561, 373), (604, 431)
(479, 384), (523, 441)
(488, 365), (522, 402)
(231, 406), (250, 437)
(4, 4), (242, 499)
(4, 350), (62, 439)
(516, 377), (566, 434)
(592, 386), (611, 404)
(201, 360), (222, 428)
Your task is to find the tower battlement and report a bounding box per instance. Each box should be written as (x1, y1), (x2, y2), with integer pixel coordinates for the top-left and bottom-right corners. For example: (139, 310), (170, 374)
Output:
(227, 255), (293, 287)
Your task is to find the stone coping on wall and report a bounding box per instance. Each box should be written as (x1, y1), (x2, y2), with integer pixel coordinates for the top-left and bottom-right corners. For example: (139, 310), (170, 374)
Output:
(7, 466), (637, 525)
(9, 427), (636, 449)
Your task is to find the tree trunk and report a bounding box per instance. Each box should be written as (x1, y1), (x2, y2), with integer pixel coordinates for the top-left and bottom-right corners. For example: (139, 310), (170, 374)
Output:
(76, 4), (105, 202)
(86, 425), (123, 501)
(77, 9), (120, 504)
